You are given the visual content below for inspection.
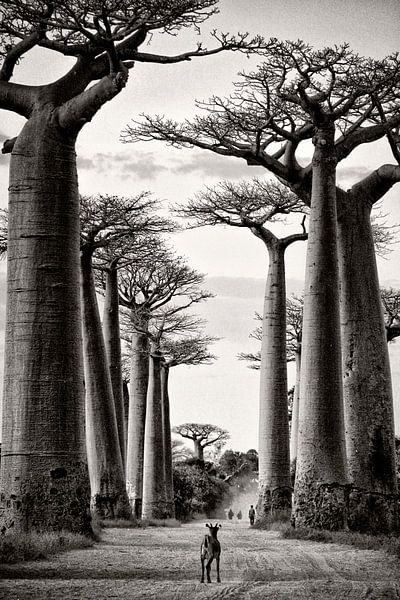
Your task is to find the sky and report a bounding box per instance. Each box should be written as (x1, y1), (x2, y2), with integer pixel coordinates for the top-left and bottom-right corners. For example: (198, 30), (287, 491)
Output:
(0, 0), (399, 452)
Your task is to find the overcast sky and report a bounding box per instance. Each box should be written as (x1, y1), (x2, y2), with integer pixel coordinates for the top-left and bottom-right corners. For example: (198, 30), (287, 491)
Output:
(0, 0), (399, 452)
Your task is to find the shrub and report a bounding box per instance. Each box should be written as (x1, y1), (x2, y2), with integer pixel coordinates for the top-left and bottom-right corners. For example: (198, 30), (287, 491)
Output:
(253, 509), (292, 531)
(173, 462), (231, 521)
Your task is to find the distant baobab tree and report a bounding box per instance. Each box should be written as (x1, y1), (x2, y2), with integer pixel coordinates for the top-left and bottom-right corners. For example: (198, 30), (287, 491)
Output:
(160, 332), (217, 513)
(80, 193), (170, 519)
(174, 178), (307, 515)
(119, 251), (213, 518)
(173, 424), (230, 462)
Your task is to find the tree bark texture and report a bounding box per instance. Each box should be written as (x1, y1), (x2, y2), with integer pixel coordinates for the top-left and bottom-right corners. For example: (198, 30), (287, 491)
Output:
(103, 267), (126, 471)
(194, 440), (204, 461)
(161, 365), (175, 518)
(142, 351), (168, 520)
(257, 242), (292, 518)
(290, 350), (301, 483)
(126, 326), (149, 518)
(80, 251), (131, 520)
(293, 125), (349, 530)
(338, 192), (398, 532)
(0, 112), (91, 534)
(123, 380), (129, 452)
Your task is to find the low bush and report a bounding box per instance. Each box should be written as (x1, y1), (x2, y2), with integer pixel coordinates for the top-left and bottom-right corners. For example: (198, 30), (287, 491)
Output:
(253, 509), (291, 531)
(173, 462), (231, 521)
(0, 529), (94, 564)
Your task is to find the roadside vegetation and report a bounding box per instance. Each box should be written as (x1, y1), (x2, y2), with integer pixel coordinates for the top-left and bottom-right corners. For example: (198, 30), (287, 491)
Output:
(0, 530), (96, 565)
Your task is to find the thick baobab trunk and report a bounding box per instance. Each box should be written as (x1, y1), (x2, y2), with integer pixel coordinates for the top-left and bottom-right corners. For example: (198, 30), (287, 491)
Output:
(123, 380), (130, 449)
(293, 124), (349, 530)
(338, 191), (398, 532)
(194, 440), (205, 461)
(0, 113), (92, 534)
(126, 324), (149, 518)
(290, 350), (301, 484)
(142, 350), (168, 519)
(257, 242), (292, 517)
(103, 266), (126, 470)
(80, 251), (131, 520)
(161, 364), (175, 518)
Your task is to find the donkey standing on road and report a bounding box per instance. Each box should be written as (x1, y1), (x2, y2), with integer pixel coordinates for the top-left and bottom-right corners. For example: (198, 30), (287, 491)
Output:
(200, 523), (221, 583)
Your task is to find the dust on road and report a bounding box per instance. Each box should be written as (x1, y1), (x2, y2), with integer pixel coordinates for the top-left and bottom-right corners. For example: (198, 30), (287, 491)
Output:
(0, 519), (399, 599)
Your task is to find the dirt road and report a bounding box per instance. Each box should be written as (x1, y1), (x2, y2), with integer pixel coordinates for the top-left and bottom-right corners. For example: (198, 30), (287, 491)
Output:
(0, 520), (399, 599)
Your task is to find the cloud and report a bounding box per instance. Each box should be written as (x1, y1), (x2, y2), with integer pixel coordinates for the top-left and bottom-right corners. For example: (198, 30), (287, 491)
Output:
(172, 153), (267, 180)
(77, 151), (168, 180)
(336, 165), (371, 184)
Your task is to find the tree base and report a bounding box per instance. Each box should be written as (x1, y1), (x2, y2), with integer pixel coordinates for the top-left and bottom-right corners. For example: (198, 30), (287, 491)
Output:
(142, 501), (171, 521)
(0, 460), (92, 535)
(256, 484), (292, 520)
(91, 492), (132, 521)
(128, 497), (142, 520)
(293, 481), (347, 530)
(347, 488), (398, 533)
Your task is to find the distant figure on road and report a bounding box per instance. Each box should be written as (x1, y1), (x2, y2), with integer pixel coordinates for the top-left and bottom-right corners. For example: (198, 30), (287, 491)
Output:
(248, 505), (256, 526)
(237, 510), (242, 520)
(228, 508), (234, 520)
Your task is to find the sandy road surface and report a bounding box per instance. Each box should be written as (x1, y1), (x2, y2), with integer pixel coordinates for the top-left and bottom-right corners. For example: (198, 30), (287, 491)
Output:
(0, 520), (399, 600)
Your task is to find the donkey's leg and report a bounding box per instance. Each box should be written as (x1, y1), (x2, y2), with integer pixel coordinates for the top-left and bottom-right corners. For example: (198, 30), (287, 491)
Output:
(216, 555), (221, 583)
(200, 555), (205, 583)
(206, 557), (213, 583)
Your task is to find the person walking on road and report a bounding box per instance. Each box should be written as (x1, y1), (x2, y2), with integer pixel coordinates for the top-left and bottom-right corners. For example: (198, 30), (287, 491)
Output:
(248, 505), (256, 526)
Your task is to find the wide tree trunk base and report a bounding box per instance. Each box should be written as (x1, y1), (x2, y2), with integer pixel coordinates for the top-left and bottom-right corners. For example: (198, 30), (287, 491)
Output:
(256, 484), (292, 520)
(164, 501), (176, 519)
(347, 488), (398, 533)
(0, 458), (92, 535)
(91, 486), (132, 521)
(293, 482), (348, 530)
(127, 497), (142, 520)
(142, 501), (170, 521)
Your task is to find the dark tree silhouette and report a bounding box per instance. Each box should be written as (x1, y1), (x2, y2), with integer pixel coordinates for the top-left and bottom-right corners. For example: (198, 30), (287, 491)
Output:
(173, 423), (230, 461)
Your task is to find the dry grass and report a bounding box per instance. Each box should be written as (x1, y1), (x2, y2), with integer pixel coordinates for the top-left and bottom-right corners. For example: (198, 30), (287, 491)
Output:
(280, 524), (400, 558)
(253, 509), (292, 531)
(0, 530), (95, 564)
(99, 517), (181, 529)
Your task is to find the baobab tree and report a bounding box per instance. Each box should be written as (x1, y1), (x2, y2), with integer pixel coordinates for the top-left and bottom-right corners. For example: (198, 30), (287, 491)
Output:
(0, 0), (264, 534)
(95, 224), (175, 472)
(160, 332), (217, 515)
(173, 423), (230, 462)
(141, 314), (214, 520)
(175, 178), (307, 515)
(126, 41), (400, 531)
(119, 251), (213, 517)
(239, 296), (303, 472)
(80, 192), (167, 518)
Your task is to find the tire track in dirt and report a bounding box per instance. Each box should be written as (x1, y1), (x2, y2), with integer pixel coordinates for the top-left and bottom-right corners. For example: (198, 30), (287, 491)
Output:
(0, 520), (399, 599)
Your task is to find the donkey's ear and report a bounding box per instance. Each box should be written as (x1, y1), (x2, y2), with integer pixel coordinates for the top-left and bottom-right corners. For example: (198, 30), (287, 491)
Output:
(205, 523), (209, 528)
(218, 524), (222, 529)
